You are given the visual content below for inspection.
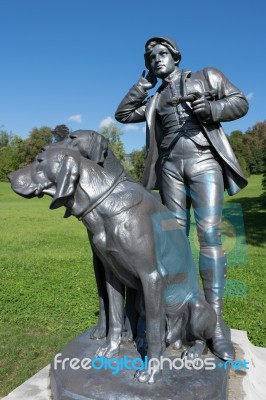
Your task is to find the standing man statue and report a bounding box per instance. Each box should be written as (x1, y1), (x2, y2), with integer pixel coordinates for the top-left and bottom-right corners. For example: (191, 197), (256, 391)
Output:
(115, 36), (249, 361)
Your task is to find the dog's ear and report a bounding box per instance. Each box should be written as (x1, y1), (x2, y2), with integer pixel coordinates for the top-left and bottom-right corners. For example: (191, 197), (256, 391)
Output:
(91, 133), (109, 164)
(70, 130), (108, 164)
(50, 155), (79, 210)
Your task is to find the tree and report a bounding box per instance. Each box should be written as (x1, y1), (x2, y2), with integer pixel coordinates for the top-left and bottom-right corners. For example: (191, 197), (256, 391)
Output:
(228, 123), (266, 176)
(0, 146), (20, 181)
(100, 123), (126, 163)
(0, 131), (22, 180)
(261, 148), (266, 196)
(130, 146), (146, 182)
(18, 126), (53, 166)
(0, 130), (10, 148)
(262, 157), (266, 194)
(245, 122), (266, 174)
(228, 130), (251, 177)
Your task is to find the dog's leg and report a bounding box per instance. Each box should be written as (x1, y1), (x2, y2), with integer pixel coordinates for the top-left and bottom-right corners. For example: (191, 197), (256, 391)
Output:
(88, 243), (109, 339)
(135, 272), (165, 384)
(182, 297), (216, 362)
(122, 287), (138, 342)
(95, 269), (125, 358)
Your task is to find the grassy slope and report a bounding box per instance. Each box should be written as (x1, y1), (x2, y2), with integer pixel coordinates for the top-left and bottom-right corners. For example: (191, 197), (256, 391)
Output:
(223, 175), (266, 346)
(0, 176), (265, 395)
(0, 183), (98, 395)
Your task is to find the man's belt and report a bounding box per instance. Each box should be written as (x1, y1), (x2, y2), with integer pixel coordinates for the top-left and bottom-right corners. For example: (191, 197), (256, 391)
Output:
(160, 130), (187, 150)
(160, 124), (203, 150)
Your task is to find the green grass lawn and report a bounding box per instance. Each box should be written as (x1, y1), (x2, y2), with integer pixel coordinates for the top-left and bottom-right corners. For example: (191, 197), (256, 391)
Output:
(0, 183), (99, 395)
(222, 175), (266, 347)
(0, 176), (265, 396)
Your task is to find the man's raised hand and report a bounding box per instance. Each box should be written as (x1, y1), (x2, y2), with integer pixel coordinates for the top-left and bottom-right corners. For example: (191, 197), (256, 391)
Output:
(137, 70), (157, 92)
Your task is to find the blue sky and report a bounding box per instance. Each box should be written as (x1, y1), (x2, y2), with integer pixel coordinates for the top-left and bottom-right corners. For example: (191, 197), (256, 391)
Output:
(0, 0), (265, 153)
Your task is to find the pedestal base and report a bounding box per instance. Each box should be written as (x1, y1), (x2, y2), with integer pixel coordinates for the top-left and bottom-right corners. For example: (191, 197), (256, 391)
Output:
(50, 328), (229, 400)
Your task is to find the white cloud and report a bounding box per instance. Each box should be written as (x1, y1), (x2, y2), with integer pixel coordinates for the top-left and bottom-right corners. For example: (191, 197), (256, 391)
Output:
(67, 114), (82, 123)
(246, 92), (254, 101)
(123, 124), (140, 132)
(99, 116), (115, 128)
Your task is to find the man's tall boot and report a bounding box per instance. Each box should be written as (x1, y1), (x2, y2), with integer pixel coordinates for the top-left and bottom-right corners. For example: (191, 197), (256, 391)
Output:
(199, 252), (235, 361)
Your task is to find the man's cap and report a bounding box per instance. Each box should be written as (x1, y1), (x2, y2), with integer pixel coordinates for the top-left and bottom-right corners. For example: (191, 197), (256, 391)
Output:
(144, 36), (182, 69)
(145, 36), (180, 53)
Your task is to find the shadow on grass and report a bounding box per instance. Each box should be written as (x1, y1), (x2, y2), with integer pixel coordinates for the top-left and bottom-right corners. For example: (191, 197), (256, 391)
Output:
(226, 195), (266, 247)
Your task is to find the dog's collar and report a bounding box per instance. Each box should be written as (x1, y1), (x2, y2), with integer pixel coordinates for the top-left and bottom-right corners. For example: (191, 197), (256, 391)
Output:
(76, 170), (127, 221)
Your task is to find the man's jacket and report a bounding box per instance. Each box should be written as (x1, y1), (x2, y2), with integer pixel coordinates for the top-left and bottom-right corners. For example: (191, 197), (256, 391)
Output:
(115, 67), (249, 195)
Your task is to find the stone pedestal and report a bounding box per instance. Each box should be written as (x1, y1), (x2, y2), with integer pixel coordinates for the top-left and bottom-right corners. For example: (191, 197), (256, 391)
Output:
(50, 328), (229, 400)
(3, 329), (266, 399)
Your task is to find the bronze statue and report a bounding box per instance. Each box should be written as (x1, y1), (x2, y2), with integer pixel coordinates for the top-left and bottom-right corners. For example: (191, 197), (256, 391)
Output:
(115, 36), (249, 361)
(8, 133), (217, 384)
(46, 130), (126, 341)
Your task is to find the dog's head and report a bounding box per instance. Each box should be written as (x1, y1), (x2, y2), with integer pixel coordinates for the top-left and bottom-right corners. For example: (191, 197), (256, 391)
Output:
(8, 148), (77, 201)
(8, 147), (119, 213)
(49, 130), (109, 165)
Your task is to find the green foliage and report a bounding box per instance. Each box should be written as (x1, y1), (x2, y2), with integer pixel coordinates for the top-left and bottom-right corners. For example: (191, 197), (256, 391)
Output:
(0, 126), (53, 180)
(262, 173), (266, 193)
(18, 126), (53, 167)
(228, 130), (251, 177)
(100, 123), (126, 163)
(129, 146), (146, 182)
(0, 130), (10, 148)
(229, 121), (266, 176)
(0, 131), (23, 181)
(1, 120), (266, 184)
(0, 146), (19, 181)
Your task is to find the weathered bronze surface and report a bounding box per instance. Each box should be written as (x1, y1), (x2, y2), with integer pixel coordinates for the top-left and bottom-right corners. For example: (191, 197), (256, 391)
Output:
(115, 36), (249, 362)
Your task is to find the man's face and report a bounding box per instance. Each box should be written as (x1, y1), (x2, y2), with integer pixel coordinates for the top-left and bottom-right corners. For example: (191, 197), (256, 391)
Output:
(148, 44), (176, 78)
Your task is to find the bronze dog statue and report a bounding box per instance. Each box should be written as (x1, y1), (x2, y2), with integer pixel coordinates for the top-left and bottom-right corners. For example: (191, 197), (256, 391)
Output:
(48, 130), (138, 341)
(8, 140), (216, 383)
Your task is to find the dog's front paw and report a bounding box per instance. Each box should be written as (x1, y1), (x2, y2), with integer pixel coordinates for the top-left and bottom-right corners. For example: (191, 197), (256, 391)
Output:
(134, 367), (162, 384)
(182, 340), (206, 364)
(95, 339), (120, 358)
(172, 339), (183, 350)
